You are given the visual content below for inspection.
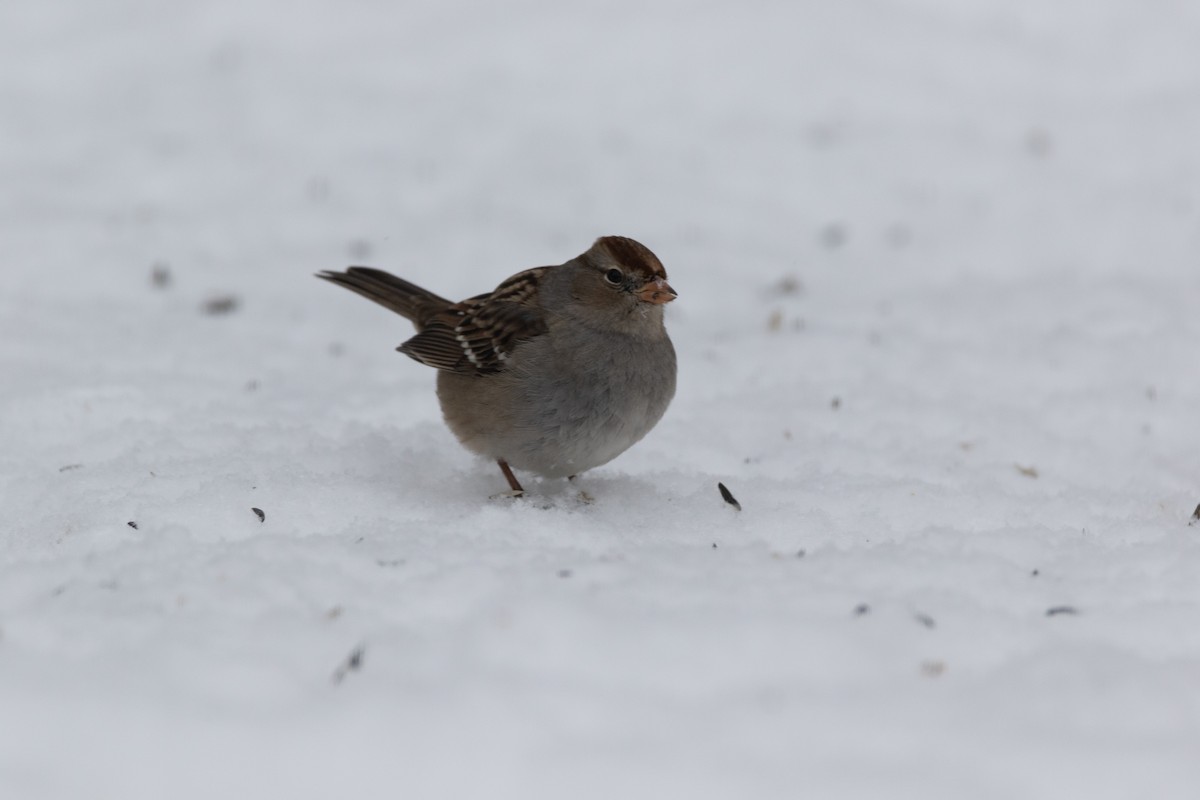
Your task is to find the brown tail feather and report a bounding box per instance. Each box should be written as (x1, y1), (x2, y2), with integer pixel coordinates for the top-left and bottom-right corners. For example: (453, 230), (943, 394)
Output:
(316, 267), (452, 327)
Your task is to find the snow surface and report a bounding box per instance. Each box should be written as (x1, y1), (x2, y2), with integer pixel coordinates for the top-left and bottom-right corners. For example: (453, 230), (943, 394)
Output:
(3, 1), (1200, 798)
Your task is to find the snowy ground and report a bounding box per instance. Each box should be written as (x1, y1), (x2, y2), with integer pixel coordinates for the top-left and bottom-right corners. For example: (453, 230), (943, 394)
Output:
(3, 1), (1200, 797)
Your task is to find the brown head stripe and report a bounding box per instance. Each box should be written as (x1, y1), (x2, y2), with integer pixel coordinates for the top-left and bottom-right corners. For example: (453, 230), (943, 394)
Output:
(593, 236), (666, 278)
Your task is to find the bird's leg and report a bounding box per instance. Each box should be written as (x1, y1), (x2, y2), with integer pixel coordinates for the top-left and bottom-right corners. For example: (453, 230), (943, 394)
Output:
(495, 459), (525, 497)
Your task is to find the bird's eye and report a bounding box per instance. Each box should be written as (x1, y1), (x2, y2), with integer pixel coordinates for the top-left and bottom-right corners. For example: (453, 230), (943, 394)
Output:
(604, 268), (624, 285)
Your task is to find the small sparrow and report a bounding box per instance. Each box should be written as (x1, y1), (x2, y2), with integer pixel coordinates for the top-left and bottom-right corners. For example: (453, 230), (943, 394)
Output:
(318, 236), (677, 495)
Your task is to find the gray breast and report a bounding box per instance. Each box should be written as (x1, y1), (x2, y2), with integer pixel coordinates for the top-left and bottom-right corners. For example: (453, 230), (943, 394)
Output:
(436, 325), (676, 478)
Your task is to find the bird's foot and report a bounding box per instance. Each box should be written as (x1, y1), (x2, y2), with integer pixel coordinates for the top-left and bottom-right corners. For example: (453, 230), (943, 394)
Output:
(494, 458), (526, 498)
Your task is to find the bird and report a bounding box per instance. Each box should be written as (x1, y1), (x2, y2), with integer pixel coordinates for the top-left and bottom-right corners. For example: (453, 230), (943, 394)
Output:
(317, 236), (677, 495)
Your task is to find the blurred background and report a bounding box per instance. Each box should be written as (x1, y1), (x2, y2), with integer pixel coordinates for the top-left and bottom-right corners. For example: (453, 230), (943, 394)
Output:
(7, 0), (1198, 292)
(3, 1), (1200, 798)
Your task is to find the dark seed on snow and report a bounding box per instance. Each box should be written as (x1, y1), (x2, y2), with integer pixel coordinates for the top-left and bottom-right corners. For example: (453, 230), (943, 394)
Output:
(150, 263), (171, 288)
(332, 645), (366, 685)
(718, 482), (741, 511)
(202, 295), (240, 315)
(251, 507), (265, 522)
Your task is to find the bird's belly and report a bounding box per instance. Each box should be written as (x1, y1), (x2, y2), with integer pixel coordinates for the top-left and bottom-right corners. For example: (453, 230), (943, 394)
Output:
(436, 336), (675, 478)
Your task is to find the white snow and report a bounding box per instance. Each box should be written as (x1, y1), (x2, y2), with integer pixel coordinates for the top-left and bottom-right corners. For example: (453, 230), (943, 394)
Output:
(2, 1), (1200, 798)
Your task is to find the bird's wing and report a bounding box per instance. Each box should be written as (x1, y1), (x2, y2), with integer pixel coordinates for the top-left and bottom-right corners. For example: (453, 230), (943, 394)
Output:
(398, 267), (551, 374)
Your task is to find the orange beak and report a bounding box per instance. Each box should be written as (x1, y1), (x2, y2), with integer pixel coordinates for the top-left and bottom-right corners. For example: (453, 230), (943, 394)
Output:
(636, 277), (678, 305)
